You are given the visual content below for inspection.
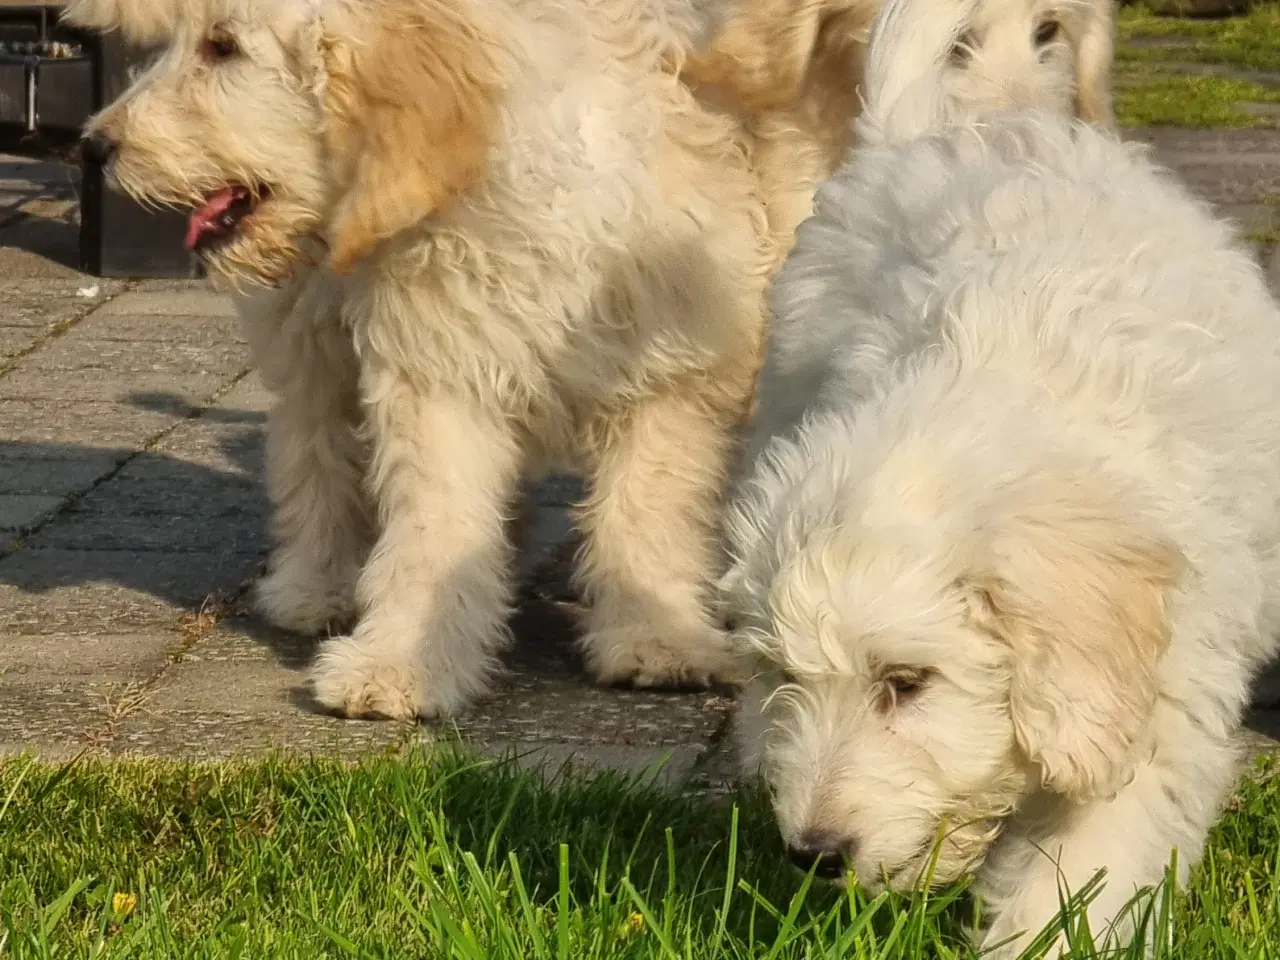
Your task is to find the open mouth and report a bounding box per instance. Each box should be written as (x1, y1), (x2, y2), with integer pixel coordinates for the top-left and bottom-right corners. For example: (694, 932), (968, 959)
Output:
(184, 184), (269, 253)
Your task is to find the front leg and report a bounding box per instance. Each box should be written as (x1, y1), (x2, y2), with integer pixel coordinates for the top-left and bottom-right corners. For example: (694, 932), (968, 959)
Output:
(311, 374), (520, 719)
(977, 705), (1240, 958)
(243, 285), (372, 635)
(575, 380), (744, 689)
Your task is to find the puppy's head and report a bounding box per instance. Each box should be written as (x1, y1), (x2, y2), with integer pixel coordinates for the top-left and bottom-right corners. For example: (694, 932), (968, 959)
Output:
(722, 412), (1180, 889)
(944, 0), (1115, 129)
(75, 0), (507, 285)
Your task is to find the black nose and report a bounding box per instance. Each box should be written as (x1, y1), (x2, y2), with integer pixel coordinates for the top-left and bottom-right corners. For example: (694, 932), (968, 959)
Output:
(787, 833), (850, 879)
(79, 133), (117, 166)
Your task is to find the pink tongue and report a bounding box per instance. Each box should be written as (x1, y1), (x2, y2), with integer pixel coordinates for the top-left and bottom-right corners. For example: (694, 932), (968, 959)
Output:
(184, 187), (238, 251)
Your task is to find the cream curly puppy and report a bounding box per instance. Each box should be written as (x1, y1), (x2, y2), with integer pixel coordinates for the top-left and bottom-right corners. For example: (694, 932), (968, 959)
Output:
(719, 0), (1280, 954)
(67, 0), (792, 718)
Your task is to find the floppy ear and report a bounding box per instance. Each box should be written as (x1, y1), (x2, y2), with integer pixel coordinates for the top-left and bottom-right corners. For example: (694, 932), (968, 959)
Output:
(319, 0), (507, 272)
(966, 498), (1183, 802)
(1071, 0), (1117, 131)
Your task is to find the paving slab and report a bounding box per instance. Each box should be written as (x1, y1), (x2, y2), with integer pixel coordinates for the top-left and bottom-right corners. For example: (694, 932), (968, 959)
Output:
(0, 282), (121, 335)
(37, 509), (267, 554)
(1128, 128), (1280, 208)
(107, 612), (729, 762)
(0, 493), (64, 530)
(0, 369), (235, 408)
(0, 628), (185, 756)
(0, 399), (183, 448)
(0, 689), (117, 759)
(17, 335), (248, 375)
(64, 312), (244, 347)
(78, 456), (268, 516)
(0, 548), (262, 634)
(0, 450), (127, 494)
(96, 288), (239, 318)
(109, 624), (409, 758)
(145, 378), (271, 480)
(0, 326), (42, 359)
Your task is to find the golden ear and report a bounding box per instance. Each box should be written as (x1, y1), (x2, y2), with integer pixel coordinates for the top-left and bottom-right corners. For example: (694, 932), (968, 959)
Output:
(969, 500), (1183, 801)
(1072, 0), (1117, 131)
(320, 0), (506, 272)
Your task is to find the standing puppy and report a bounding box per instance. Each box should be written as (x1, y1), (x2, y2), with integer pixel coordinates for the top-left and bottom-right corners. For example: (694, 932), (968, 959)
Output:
(70, 0), (790, 718)
(720, 0), (1280, 954)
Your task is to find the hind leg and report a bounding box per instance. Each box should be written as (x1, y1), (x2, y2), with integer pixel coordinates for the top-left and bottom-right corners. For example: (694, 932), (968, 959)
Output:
(575, 378), (744, 688)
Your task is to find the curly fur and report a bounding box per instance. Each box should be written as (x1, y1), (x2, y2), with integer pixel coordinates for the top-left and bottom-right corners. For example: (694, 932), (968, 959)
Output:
(684, 0), (1115, 260)
(70, 0), (819, 717)
(720, 0), (1280, 954)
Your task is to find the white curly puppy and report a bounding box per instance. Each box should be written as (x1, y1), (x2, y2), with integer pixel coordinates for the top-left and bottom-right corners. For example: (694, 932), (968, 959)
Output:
(720, 0), (1280, 954)
(67, 0), (791, 718)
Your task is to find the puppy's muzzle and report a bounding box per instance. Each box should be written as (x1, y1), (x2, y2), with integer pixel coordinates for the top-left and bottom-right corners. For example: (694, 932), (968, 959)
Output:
(787, 831), (854, 880)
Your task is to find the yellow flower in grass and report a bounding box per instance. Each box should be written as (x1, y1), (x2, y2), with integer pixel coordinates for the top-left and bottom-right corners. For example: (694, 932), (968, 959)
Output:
(111, 892), (137, 918)
(617, 912), (644, 939)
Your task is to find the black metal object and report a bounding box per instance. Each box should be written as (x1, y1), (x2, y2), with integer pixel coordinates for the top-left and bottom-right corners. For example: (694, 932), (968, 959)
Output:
(0, 5), (200, 278)
(78, 30), (198, 278)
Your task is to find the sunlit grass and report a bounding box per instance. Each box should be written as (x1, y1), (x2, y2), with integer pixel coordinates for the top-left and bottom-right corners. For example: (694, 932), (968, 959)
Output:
(0, 748), (1276, 958)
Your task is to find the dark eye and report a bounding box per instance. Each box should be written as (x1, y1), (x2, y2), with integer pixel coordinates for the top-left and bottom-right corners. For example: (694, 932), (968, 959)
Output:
(780, 667), (800, 685)
(949, 30), (975, 66)
(202, 27), (239, 61)
(879, 668), (931, 711)
(1034, 19), (1060, 46)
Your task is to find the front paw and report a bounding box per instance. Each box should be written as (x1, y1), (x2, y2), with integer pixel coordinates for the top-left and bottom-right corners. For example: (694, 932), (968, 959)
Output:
(310, 633), (482, 720)
(255, 560), (356, 635)
(580, 623), (744, 690)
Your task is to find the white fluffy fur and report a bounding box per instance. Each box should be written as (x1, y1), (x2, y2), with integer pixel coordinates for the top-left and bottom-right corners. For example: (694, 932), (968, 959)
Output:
(721, 0), (1280, 953)
(69, 0), (814, 718)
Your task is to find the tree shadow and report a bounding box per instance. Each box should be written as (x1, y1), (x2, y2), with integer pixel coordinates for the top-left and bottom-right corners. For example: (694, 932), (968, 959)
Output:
(0, 394), (597, 706)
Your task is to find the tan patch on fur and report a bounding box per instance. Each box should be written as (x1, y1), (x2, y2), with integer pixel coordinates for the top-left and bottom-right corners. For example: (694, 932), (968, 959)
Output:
(688, 0), (828, 111)
(684, 0), (872, 258)
(966, 491), (1185, 802)
(320, 0), (508, 272)
(687, 0), (873, 113)
(1068, 0), (1117, 131)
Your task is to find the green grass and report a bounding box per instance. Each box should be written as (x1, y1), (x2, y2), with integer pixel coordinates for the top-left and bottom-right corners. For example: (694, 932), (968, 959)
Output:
(1119, 3), (1280, 73)
(1115, 4), (1280, 127)
(0, 747), (1277, 958)
(1114, 69), (1280, 128)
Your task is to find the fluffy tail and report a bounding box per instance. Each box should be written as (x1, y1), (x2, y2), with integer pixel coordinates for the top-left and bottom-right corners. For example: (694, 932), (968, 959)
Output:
(853, 0), (981, 146)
